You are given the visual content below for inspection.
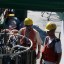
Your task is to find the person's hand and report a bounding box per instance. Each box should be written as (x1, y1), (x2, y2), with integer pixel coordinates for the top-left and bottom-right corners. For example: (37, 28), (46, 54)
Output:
(56, 63), (59, 64)
(37, 52), (40, 59)
(56, 62), (59, 64)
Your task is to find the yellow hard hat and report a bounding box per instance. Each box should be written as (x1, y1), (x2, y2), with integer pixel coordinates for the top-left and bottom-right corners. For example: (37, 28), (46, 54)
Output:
(45, 22), (57, 31)
(8, 14), (15, 16)
(24, 18), (33, 25)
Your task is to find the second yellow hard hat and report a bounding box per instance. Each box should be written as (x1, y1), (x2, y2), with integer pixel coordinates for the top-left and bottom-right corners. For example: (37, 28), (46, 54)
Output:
(45, 22), (57, 31)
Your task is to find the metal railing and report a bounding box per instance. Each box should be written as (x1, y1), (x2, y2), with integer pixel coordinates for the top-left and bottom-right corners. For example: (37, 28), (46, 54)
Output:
(0, 33), (34, 64)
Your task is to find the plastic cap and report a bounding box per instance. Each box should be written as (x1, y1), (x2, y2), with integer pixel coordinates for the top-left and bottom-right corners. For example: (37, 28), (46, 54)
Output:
(45, 22), (57, 31)
(24, 18), (33, 25)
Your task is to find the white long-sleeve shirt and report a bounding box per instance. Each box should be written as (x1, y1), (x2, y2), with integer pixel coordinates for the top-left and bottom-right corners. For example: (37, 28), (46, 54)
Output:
(34, 29), (43, 54)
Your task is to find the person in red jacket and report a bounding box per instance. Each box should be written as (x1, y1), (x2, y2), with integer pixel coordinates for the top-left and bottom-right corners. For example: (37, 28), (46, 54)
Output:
(19, 17), (42, 64)
(40, 22), (62, 64)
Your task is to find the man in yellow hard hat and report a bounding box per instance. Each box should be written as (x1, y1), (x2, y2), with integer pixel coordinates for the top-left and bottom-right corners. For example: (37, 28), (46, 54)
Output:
(40, 22), (62, 64)
(19, 17), (42, 64)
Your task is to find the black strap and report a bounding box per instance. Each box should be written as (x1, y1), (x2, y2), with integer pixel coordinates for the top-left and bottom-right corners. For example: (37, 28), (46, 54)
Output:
(45, 36), (60, 49)
(49, 38), (60, 50)
(51, 38), (60, 45)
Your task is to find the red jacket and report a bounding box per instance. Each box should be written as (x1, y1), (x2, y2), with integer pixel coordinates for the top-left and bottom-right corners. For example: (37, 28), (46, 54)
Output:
(20, 27), (37, 50)
(42, 37), (59, 62)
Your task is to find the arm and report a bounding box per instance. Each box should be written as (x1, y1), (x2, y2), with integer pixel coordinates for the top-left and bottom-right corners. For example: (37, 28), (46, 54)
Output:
(36, 31), (43, 58)
(55, 41), (62, 64)
(56, 52), (62, 64)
